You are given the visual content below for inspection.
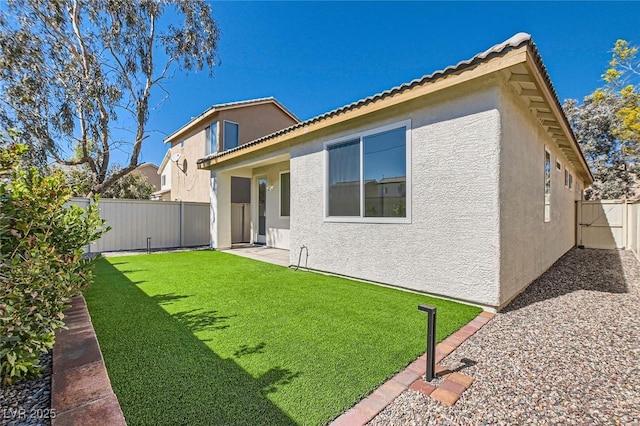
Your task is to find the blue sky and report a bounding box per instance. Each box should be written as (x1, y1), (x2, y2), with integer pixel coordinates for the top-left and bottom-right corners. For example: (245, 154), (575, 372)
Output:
(137, 1), (639, 166)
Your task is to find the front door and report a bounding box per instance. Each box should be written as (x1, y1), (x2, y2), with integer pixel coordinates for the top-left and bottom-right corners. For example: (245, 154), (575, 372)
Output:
(257, 177), (267, 244)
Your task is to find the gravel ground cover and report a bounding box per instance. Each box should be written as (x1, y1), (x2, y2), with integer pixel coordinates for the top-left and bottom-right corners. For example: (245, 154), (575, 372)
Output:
(371, 248), (640, 425)
(0, 352), (52, 426)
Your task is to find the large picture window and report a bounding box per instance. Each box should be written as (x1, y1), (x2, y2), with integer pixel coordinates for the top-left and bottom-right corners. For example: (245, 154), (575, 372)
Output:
(326, 121), (410, 222)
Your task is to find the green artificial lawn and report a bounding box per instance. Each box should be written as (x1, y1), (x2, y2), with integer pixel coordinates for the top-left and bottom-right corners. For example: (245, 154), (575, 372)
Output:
(85, 251), (481, 425)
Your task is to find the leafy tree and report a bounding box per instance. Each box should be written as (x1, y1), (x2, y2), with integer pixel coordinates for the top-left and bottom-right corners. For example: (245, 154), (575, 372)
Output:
(64, 164), (156, 199)
(101, 166), (156, 199)
(0, 0), (219, 194)
(0, 132), (108, 385)
(603, 40), (640, 148)
(564, 39), (640, 199)
(564, 93), (637, 199)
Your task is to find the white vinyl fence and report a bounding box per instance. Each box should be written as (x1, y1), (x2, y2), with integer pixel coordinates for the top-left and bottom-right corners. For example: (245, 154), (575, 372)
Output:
(627, 200), (640, 260)
(577, 199), (640, 260)
(70, 198), (210, 253)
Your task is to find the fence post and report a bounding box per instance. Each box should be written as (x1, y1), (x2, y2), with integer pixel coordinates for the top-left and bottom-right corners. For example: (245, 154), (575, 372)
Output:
(86, 197), (93, 255)
(624, 198), (628, 249)
(179, 200), (185, 247)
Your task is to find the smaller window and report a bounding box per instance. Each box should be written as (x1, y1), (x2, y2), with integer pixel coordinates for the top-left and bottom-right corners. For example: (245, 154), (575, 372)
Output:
(180, 140), (185, 148)
(205, 126), (210, 153)
(223, 121), (239, 151)
(556, 160), (562, 171)
(205, 122), (218, 155)
(544, 148), (551, 223)
(568, 173), (573, 189)
(280, 171), (290, 217)
(161, 175), (166, 186)
(564, 168), (569, 187)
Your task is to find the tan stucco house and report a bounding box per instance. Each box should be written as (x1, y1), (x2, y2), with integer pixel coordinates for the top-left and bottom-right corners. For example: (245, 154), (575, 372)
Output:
(154, 97), (299, 202)
(132, 163), (160, 192)
(196, 33), (593, 311)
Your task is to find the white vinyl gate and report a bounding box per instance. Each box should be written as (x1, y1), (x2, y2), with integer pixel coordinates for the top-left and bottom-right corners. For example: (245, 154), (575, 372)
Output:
(577, 200), (626, 249)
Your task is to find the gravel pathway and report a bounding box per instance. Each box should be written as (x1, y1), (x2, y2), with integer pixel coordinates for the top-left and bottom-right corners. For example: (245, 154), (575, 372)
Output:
(371, 248), (640, 425)
(0, 352), (52, 426)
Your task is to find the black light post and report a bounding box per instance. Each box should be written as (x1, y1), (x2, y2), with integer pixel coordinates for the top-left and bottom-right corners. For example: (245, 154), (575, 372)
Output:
(418, 304), (436, 381)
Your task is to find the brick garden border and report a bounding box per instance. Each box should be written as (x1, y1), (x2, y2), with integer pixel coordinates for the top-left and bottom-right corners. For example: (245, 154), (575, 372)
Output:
(51, 295), (126, 425)
(331, 311), (495, 425)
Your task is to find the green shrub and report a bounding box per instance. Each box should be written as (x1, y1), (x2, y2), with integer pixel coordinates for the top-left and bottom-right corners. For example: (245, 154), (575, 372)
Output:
(0, 135), (108, 385)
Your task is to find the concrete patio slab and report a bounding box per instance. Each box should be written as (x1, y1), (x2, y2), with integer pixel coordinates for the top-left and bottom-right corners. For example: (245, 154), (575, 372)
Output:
(221, 245), (290, 267)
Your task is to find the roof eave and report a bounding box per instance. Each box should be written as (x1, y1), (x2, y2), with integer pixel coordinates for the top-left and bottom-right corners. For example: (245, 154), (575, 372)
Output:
(198, 45), (593, 186)
(197, 46), (529, 170)
(164, 98), (300, 144)
(523, 46), (594, 184)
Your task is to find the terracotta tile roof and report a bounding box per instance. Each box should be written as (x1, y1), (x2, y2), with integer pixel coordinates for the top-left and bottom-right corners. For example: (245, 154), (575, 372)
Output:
(198, 33), (533, 164)
(165, 97), (299, 143)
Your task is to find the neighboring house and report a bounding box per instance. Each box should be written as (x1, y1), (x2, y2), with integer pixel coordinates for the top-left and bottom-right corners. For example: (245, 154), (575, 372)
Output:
(196, 33), (593, 311)
(153, 150), (173, 201)
(133, 163), (161, 192)
(156, 97), (300, 202)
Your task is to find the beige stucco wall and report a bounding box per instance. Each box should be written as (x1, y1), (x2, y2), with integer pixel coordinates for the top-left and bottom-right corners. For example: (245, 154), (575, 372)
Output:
(218, 103), (298, 147)
(169, 102), (298, 203)
(169, 131), (211, 202)
(498, 88), (584, 308)
(289, 80), (503, 307)
(133, 164), (161, 191)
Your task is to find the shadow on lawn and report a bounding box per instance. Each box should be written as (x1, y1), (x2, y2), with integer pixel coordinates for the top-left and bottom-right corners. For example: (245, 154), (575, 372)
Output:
(172, 308), (236, 333)
(86, 260), (299, 426)
(149, 293), (237, 334)
(234, 342), (267, 358)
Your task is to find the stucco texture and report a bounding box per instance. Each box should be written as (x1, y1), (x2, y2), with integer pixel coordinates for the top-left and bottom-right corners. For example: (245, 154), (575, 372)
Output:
(290, 82), (503, 307)
(169, 131), (211, 202)
(208, 78), (585, 310)
(498, 88), (584, 307)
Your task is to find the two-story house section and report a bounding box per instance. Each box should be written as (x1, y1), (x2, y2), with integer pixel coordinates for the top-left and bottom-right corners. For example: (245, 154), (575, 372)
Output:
(155, 97), (299, 203)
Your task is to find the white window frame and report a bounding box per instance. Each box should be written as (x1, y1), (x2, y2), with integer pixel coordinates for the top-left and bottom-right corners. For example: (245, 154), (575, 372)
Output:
(564, 167), (569, 188)
(568, 173), (573, 190)
(279, 170), (290, 218)
(223, 120), (239, 151)
(161, 175), (166, 186)
(323, 119), (412, 224)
